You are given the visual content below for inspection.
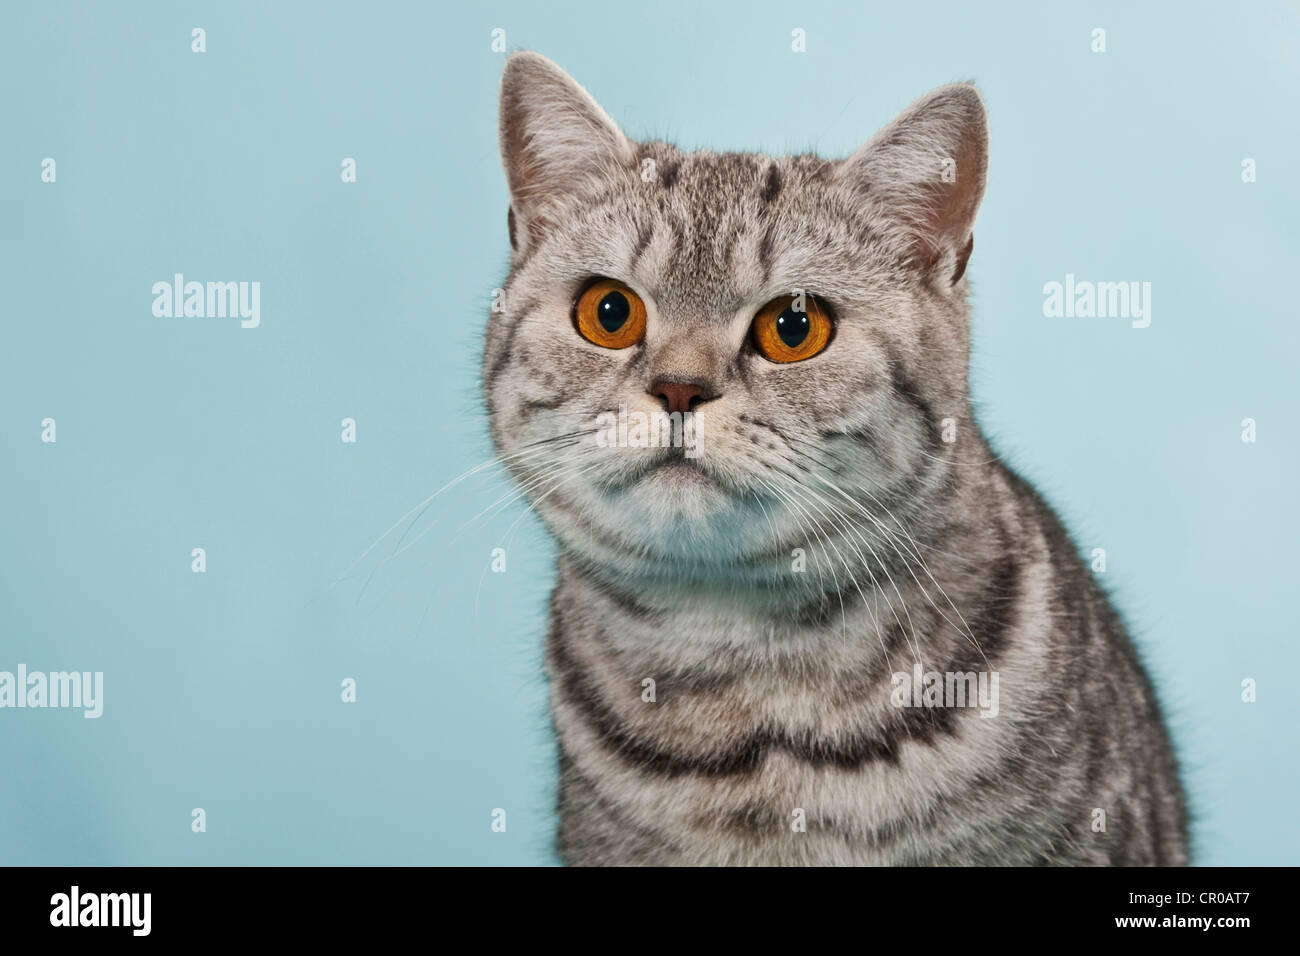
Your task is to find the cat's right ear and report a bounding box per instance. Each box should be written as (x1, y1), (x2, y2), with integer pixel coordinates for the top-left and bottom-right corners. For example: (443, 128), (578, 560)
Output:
(836, 84), (988, 287)
(498, 51), (636, 256)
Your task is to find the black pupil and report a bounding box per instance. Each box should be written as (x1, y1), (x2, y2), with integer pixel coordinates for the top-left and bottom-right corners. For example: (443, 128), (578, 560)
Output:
(776, 308), (809, 348)
(598, 291), (630, 332)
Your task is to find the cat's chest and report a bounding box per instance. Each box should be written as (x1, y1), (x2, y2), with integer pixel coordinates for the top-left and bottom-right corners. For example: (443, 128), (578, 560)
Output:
(546, 583), (1003, 864)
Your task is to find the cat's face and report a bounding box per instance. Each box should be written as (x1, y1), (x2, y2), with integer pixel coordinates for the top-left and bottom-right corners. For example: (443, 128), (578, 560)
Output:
(485, 52), (987, 584)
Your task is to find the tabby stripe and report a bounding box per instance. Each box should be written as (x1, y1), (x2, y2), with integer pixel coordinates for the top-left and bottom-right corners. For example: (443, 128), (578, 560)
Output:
(888, 360), (944, 457)
(757, 223), (776, 284)
(629, 220), (655, 274)
(485, 295), (539, 389)
(550, 624), (979, 777)
(556, 750), (683, 862)
(944, 509), (1021, 671)
(761, 162), (782, 204)
(656, 158), (680, 189)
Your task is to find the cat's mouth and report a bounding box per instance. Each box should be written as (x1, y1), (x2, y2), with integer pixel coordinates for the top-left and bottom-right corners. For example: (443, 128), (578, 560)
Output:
(605, 446), (715, 491)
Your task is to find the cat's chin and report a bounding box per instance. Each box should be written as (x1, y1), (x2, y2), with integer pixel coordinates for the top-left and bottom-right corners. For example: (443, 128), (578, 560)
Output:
(613, 457), (740, 528)
(644, 457), (712, 484)
(634, 457), (730, 500)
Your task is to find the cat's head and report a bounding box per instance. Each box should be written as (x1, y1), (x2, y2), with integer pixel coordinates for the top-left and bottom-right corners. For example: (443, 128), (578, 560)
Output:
(484, 51), (987, 587)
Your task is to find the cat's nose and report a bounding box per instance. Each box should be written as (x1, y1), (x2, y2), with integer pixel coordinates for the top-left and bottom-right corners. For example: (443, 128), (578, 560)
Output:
(650, 379), (718, 415)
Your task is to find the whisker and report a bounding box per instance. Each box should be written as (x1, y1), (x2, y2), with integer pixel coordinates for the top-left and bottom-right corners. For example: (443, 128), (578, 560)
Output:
(787, 448), (985, 661)
(772, 472), (906, 668)
(337, 430), (589, 583)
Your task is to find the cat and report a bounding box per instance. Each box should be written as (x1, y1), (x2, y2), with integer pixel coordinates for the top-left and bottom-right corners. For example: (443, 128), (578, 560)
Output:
(483, 50), (1189, 866)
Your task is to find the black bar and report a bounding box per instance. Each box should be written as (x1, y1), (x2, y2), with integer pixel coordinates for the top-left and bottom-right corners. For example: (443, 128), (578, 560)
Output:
(0, 866), (1284, 941)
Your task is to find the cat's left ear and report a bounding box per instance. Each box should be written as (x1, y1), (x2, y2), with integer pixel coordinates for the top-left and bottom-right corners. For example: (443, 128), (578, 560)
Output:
(498, 51), (637, 256)
(837, 84), (988, 286)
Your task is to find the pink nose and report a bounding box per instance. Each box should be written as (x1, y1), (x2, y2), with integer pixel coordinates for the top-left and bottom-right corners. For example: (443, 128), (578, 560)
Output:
(650, 380), (716, 415)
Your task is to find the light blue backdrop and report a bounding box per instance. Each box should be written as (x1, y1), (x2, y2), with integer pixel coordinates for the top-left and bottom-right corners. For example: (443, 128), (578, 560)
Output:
(2, 0), (1296, 866)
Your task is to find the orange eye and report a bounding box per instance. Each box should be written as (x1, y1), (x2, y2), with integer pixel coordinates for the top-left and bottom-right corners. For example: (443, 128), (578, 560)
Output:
(573, 278), (647, 349)
(751, 294), (832, 363)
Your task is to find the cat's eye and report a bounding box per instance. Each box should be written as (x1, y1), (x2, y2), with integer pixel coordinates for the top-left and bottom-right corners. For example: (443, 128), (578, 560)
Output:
(751, 294), (833, 363)
(573, 278), (647, 349)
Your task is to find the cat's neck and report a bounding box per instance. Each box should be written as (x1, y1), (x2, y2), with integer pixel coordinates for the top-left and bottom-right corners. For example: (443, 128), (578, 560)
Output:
(551, 439), (1011, 658)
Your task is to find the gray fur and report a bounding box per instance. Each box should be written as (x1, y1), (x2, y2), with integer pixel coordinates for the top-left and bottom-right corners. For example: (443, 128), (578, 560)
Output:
(485, 51), (1188, 866)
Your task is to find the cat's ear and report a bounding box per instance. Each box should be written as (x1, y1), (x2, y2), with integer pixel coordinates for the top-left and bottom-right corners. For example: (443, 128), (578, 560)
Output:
(837, 84), (988, 285)
(498, 51), (636, 255)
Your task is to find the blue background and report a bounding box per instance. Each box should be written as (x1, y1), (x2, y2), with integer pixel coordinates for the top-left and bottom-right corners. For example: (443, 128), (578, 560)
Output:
(2, 0), (1296, 866)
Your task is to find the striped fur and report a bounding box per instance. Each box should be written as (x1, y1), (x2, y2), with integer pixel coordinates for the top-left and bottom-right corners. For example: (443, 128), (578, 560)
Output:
(485, 52), (1188, 866)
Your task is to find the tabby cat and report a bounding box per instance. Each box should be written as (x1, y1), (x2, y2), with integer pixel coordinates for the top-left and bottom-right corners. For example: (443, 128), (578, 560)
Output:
(483, 51), (1188, 866)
